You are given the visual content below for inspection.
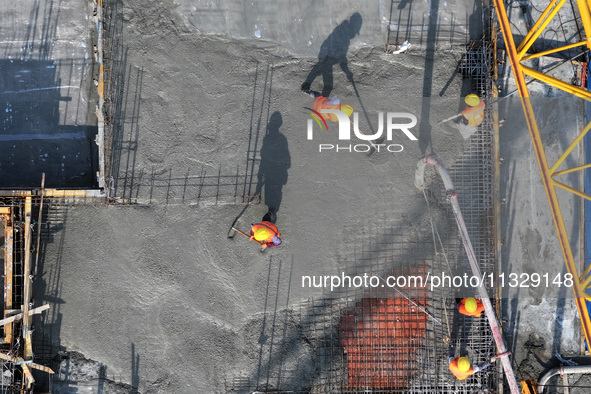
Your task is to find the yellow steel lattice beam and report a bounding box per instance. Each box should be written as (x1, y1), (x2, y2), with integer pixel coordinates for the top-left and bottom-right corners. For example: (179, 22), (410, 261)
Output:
(517, 0), (570, 57)
(554, 162), (591, 176)
(522, 67), (591, 100)
(577, 0), (591, 49)
(522, 41), (588, 60)
(549, 120), (591, 174)
(493, 0), (591, 348)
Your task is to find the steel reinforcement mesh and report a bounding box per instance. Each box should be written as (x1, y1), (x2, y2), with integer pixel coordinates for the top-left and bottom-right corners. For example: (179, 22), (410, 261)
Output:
(226, 11), (499, 394)
(227, 102), (499, 393)
(305, 205), (497, 394)
(227, 33), (499, 394)
(227, 205), (498, 394)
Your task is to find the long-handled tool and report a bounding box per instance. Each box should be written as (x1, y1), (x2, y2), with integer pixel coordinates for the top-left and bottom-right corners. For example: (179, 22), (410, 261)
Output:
(350, 78), (381, 154)
(231, 226), (267, 251)
(437, 112), (463, 125)
(227, 195), (259, 238)
(231, 227), (261, 244)
(349, 118), (379, 150)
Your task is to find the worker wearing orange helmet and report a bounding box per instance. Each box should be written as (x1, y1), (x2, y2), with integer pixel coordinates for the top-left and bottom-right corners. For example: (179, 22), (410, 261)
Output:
(461, 94), (486, 127)
(457, 297), (485, 317)
(250, 215), (282, 249)
(447, 346), (498, 380)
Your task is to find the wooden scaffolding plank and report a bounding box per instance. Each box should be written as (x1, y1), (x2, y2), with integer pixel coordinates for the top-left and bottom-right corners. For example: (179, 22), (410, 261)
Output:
(22, 196), (32, 359)
(3, 210), (13, 344)
(0, 304), (50, 327)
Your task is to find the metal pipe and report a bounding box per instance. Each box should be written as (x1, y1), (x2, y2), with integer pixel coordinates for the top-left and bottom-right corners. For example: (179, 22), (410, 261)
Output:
(539, 365), (591, 393)
(415, 154), (521, 394)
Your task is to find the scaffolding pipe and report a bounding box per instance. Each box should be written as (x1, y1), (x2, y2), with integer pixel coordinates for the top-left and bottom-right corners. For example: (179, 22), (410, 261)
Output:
(415, 153), (520, 394)
(538, 365), (591, 393)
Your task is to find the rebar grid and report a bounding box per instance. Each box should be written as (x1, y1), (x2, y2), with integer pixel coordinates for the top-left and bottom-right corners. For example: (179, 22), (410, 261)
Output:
(11, 205), (24, 314)
(118, 165), (262, 206)
(225, 202), (496, 394)
(0, 196), (130, 208)
(268, 37), (498, 393)
(323, 216), (495, 393)
(229, 39), (500, 394)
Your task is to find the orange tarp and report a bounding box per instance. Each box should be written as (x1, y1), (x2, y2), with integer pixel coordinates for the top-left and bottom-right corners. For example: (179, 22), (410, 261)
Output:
(340, 263), (430, 389)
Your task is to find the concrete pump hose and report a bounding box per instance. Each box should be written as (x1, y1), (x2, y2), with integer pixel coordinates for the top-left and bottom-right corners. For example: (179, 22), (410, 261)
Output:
(538, 365), (591, 393)
(414, 156), (428, 189)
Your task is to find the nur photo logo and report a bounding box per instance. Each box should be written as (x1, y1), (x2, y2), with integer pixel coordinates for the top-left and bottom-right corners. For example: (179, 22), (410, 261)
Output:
(305, 108), (419, 153)
(303, 106), (329, 131)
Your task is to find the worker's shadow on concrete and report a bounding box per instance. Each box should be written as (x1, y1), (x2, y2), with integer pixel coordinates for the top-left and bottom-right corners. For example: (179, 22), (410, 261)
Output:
(228, 62), (273, 230)
(300, 13), (362, 97)
(255, 112), (290, 214)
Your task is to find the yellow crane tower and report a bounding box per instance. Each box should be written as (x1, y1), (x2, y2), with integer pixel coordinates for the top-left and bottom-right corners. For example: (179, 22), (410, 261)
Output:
(493, 0), (591, 391)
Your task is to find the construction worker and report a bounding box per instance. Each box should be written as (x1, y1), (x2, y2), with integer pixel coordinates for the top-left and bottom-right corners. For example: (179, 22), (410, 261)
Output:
(311, 94), (354, 122)
(447, 347), (497, 380)
(461, 94), (486, 127)
(250, 215), (282, 248)
(457, 297), (485, 317)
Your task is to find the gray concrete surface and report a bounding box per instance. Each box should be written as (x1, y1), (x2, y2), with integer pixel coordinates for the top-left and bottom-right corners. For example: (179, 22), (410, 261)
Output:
(29, 0), (481, 392)
(175, 0), (481, 57)
(499, 96), (584, 386)
(10, 0), (585, 393)
(0, 0), (99, 189)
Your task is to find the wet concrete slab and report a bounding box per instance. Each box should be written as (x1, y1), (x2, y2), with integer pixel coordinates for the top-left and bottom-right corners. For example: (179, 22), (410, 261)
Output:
(176, 0), (482, 57)
(499, 96), (584, 367)
(9, 0), (511, 392)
